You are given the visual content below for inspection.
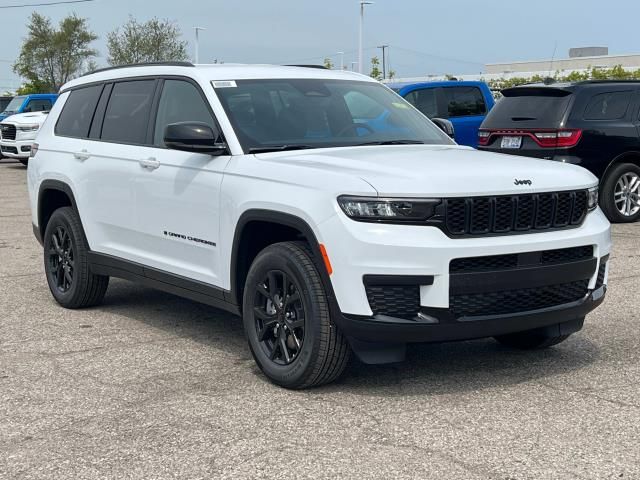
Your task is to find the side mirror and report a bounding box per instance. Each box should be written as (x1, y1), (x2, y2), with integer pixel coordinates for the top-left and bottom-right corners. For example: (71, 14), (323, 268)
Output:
(432, 118), (455, 139)
(164, 122), (228, 155)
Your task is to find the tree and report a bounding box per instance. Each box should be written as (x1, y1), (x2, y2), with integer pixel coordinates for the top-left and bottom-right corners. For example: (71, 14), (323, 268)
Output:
(323, 57), (334, 69)
(369, 56), (382, 80)
(13, 13), (97, 93)
(107, 17), (189, 66)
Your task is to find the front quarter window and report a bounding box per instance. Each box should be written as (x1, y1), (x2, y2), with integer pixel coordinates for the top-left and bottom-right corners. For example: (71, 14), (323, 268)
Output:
(213, 78), (453, 153)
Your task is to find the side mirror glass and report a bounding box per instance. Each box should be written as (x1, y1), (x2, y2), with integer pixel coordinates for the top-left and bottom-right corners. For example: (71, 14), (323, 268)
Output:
(164, 122), (228, 155)
(432, 118), (455, 139)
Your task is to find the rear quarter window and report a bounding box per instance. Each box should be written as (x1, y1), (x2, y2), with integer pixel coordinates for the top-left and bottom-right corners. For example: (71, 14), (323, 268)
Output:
(583, 91), (633, 120)
(55, 85), (103, 138)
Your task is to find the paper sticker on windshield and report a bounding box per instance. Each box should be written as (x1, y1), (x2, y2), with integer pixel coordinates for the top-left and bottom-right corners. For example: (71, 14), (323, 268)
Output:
(392, 102), (409, 109)
(212, 80), (237, 88)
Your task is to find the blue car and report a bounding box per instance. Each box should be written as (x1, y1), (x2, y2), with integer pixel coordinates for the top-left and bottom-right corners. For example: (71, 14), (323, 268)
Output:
(0, 93), (58, 122)
(387, 81), (495, 147)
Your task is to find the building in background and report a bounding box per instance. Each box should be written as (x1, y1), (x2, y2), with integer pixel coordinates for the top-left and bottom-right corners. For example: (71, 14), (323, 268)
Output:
(386, 47), (640, 84)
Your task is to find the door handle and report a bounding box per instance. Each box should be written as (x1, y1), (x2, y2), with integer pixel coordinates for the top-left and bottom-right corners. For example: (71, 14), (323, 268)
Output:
(73, 149), (90, 161)
(139, 157), (160, 170)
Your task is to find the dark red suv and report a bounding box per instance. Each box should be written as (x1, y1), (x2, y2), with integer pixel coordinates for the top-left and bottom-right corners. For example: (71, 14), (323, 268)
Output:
(478, 81), (640, 222)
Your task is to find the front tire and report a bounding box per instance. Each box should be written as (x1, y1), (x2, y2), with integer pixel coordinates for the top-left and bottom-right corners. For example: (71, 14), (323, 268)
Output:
(43, 207), (109, 308)
(18, 158), (28, 166)
(600, 162), (640, 223)
(243, 241), (350, 389)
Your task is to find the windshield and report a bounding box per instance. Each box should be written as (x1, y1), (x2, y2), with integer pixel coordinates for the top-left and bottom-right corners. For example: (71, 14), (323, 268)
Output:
(2, 95), (26, 114)
(213, 79), (453, 153)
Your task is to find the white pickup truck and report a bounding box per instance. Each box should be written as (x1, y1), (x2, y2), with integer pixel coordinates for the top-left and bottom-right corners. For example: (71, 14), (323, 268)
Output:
(0, 111), (48, 165)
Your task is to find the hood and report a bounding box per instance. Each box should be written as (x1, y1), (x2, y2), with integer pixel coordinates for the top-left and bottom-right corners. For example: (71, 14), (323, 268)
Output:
(0, 111), (48, 126)
(254, 145), (598, 197)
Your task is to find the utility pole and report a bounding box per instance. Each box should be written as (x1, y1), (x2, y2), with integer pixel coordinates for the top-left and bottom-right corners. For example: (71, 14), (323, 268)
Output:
(378, 45), (389, 79)
(194, 27), (205, 64)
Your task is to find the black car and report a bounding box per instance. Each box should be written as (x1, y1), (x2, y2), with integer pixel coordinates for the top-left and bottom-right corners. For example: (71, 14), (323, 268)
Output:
(478, 81), (640, 222)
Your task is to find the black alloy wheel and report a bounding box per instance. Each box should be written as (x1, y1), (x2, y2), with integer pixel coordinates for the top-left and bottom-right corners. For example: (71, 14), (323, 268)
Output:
(253, 270), (305, 365)
(48, 225), (75, 293)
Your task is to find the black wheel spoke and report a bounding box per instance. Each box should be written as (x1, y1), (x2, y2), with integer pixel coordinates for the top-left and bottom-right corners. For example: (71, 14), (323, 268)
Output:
(288, 318), (304, 329)
(267, 271), (278, 298)
(64, 270), (73, 287)
(284, 291), (299, 309)
(56, 264), (64, 287)
(279, 334), (291, 363)
(269, 342), (279, 360)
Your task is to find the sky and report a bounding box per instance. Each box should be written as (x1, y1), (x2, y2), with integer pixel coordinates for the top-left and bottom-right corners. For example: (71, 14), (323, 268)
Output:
(0, 0), (638, 91)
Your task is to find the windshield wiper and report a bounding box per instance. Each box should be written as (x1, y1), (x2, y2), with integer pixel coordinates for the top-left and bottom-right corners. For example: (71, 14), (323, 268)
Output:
(248, 145), (317, 154)
(357, 139), (426, 146)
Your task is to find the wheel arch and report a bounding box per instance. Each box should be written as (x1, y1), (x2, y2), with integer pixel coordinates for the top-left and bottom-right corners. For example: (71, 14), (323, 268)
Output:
(37, 180), (82, 243)
(601, 150), (640, 182)
(230, 209), (336, 312)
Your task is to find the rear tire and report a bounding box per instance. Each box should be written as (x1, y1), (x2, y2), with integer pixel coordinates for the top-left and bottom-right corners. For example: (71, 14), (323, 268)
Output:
(43, 207), (109, 308)
(600, 162), (640, 223)
(243, 241), (350, 389)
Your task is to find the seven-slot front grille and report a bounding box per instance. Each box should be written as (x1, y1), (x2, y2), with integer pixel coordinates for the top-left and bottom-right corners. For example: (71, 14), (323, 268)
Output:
(444, 190), (588, 236)
(0, 123), (16, 140)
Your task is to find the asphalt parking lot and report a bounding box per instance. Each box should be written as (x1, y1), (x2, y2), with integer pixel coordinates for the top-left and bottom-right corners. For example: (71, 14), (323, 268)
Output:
(1, 158), (639, 480)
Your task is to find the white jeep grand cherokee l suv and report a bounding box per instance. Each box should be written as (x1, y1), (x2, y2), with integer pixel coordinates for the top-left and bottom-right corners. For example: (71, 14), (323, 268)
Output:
(27, 63), (611, 388)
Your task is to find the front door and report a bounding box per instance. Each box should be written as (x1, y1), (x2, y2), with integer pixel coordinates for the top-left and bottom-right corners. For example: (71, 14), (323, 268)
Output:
(134, 78), (230, 287)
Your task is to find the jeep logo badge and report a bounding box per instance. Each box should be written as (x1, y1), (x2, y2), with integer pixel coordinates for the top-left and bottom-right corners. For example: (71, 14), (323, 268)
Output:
(514, 179), (532, 186)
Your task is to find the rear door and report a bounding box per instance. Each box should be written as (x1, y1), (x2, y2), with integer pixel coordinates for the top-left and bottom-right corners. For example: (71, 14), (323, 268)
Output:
(74, 79), (160, 258)
(440, 85), (488, 147)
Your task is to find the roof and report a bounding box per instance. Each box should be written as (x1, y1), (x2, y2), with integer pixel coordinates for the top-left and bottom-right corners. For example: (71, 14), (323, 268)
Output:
(386, 80), (488, 90)
(62, 63), (374, 92)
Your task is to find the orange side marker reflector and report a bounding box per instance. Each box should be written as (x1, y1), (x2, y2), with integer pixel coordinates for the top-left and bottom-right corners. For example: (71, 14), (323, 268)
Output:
(319, 244), (333, 275)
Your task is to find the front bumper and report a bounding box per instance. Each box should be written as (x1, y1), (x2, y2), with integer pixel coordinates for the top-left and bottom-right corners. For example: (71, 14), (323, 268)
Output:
(0, 138), (33, 158)
(334, 285), (605, 344)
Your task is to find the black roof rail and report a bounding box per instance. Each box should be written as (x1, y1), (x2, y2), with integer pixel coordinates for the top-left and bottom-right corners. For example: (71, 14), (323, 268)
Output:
(284, 64), (328, 70)
(82, 61), (195, 77)
(574, 79), (640, 85)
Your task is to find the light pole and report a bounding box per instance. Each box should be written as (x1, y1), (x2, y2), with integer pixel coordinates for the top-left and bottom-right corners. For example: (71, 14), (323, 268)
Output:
(337, 51), (345, 70)
(358, 1), (373, 74)
(194, 27), (205, 64)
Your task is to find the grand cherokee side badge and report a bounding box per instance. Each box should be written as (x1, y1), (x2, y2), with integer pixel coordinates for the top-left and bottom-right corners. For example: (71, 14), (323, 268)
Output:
(514, 179), (532, 186)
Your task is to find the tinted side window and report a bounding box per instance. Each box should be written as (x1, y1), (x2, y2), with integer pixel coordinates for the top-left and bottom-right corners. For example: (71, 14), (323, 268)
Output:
(583, 91), (632, 120)
(101, 80), (156, 144)
(153, 80), (218, 146)
(404, 88), (438, 118)
(55, 85), (103, 138)
(442, 86), (486, 117)
(25, 99), (52, 112)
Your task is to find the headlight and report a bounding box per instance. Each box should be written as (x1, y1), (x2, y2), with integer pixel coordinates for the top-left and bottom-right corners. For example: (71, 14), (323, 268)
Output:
(587, 186), (598, 211)
(17, 124), (39, 132)
(338, 196), (440, 222)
